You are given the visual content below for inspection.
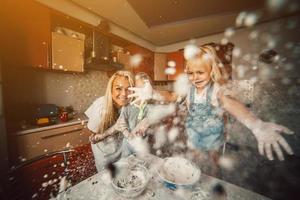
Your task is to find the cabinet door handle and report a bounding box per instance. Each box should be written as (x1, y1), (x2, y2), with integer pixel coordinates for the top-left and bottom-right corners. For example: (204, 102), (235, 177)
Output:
(46, 42), (51, 68)
(42, 41), (50, 68)
(41, 127), (83, 139)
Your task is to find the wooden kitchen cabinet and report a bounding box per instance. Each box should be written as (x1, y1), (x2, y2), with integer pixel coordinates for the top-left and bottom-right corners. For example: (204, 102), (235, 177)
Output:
(2, 0), (51, 68)
(167, 50), (185, 81)
(154, 53), (168, 81)
(125, 44), (154, 80)
(6, 143), (96, 200)
(7, 153), (67, 200)
(16, 123), (89, 161)
(51, 31), (85, 72)
(117, 51), (131, 70)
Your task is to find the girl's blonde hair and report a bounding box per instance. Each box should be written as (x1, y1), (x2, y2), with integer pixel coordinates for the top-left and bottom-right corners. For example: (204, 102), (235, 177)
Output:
(135, 72), (153, 85)
(98, 70), (134, 134)
(186, 44), (228, 85)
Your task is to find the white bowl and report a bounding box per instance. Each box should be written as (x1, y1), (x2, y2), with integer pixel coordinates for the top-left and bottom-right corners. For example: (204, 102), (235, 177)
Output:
(157, 157), (201, 190)
(111, 164), (150, 198)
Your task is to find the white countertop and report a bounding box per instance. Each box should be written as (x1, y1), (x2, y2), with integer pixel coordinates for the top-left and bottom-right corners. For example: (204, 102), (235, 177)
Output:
(55, 154), (271, 200)
(16, 114), (88, 135)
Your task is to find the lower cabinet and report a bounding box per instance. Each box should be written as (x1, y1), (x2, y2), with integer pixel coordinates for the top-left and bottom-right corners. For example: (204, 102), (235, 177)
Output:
(6, 124), (98, 199)
(16, 123), (89, 161)
(6, 141), (97, 200)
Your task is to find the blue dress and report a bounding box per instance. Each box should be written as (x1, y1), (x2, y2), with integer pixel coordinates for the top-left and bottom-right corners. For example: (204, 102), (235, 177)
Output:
(185, 84), (224, 151)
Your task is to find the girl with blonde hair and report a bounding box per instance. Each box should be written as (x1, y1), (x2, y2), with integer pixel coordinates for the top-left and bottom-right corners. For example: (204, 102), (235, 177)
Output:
(185, 44), (293, 156)
(114, 72), (155, 156)
(129, 44), (294, 163)
(85, 70), (134, 171)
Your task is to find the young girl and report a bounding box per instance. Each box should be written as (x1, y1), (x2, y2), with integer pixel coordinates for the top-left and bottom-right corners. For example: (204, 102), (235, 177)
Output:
(185, 44), (294, 161)
(185, 44), (227, 153)
(118, 72), (153, 156)
(129, 44), (294, 162)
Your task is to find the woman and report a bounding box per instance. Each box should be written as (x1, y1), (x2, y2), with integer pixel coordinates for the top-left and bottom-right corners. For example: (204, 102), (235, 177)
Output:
(84, 70), (134, 172)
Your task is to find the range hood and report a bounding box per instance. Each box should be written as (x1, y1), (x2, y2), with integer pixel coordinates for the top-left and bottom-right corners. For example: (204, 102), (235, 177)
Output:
(85, 30), (123, 71)
(85, 57), (124, 71)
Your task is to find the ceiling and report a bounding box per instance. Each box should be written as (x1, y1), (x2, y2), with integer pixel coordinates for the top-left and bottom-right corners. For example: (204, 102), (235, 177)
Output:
(71, 0), (299, 46)
(127, 0), (264, 27)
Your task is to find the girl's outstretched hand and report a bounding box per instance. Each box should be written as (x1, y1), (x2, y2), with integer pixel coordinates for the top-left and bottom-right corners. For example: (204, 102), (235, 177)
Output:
(128, 80), (153, 105)
(131, 119), (150, 137)
(252, 121), (294, 161)
(114, 116), (129, 133)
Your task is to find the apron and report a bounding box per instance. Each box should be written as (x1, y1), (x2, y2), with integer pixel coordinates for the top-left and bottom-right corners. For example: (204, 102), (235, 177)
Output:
(91, 132), (124, 172)
(185, 84), (224, 151)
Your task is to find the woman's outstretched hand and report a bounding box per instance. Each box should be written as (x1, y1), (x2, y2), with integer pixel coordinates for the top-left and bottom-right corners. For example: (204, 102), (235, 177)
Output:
(252, 121), (294, 161)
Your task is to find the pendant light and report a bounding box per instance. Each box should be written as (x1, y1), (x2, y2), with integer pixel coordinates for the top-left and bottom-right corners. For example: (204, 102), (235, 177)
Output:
(91, 29), (96, 58)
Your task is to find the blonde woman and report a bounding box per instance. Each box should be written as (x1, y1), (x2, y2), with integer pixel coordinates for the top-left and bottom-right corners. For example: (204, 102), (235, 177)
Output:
(85, 71), (134, 171)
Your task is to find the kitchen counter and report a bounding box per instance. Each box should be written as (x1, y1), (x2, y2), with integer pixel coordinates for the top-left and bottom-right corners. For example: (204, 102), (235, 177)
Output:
(16, 114), (88, 135)
(15, 114), (90, 161)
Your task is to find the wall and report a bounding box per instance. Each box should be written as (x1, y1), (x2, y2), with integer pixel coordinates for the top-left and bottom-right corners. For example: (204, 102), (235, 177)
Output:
(156, 14), (300, 52)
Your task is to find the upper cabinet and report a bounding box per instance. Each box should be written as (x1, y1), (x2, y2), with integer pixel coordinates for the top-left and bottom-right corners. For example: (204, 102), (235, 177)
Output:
(154, 53), (168, 81)
(153, 50), (185, 81)
(51, 30), (85, 72)
(3, 0), (51, 68)
(167, 50), (185, 81)
(124, 44), (155, 80)
(3, 0), (90, 72)
(117, 51), (131, 70)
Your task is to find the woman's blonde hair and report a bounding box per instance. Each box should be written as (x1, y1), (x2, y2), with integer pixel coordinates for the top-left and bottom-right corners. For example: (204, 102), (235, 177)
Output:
(185, 44), (228, 85)
(98, 70), (134, 134)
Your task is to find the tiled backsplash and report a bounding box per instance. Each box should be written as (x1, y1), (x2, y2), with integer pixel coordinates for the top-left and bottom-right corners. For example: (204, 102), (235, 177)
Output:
(43, 70), (109, 113)
(44, 72), (174, 112)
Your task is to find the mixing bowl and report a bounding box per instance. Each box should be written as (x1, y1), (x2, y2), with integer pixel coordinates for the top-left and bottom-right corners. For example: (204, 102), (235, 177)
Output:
(157, 157), (201, 190)
(111, 164), (150, 198)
